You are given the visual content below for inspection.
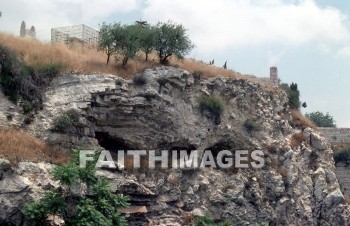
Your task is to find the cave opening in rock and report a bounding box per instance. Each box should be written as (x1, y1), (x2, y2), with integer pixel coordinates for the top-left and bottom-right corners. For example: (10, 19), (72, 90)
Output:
(95, 132), (133, 152)
(205, 141), (235, 169)
(170, 144), (197, 159)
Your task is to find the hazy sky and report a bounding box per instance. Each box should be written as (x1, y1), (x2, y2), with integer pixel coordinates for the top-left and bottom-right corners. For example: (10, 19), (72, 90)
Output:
(0, 0), (349, 127)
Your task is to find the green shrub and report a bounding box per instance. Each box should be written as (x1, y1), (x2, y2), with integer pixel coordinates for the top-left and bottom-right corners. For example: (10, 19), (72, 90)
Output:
(0, 45), (63, 109)
(20, 65), (35, 77)
(188, 214), (214, 226)
(0, 44), (22, 103)
(115, 79), (123, 86)
(280, 83), (300, 109)
(37, 63), (65, 78)
(52, 109), (80, 132)
(22, 200), (49, 224)
(22, 149), (129, 225)
(305, 111), (336, 127)
(244, 119), (261, 133)
(199, 95), (224, 123)
(192, 70), (203, 81)
(187, 214), (234, 226)
(22, 190), (66, 224)
(219, 220), (234, 226)
(133, 74), (147, 85)
(334, 148), (350, 164)
(22, 101), (34, 114)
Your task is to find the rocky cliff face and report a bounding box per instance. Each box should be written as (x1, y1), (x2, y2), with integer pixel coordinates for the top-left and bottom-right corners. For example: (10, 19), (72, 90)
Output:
(0, 66), (349, 225)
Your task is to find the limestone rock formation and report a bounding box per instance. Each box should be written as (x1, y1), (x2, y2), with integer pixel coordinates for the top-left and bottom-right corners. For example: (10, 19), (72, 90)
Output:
(0, 66), (349, 225)
(0, 159), (56, 225)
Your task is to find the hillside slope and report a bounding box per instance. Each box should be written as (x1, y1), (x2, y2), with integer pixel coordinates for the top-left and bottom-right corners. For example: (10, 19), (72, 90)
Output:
(0, 66), (348, 225)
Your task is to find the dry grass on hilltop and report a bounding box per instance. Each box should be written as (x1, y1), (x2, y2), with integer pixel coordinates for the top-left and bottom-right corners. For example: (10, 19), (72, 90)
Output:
(0, 32), (248, 80)
(0, 128), (69, 165)
(290, 109), (316, 130)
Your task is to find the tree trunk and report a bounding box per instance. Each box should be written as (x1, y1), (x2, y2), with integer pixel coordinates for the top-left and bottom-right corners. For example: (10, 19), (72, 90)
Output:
(145, 52), (148, 62)
(106, 53), (110, 65)
(160, 55), (171, 65)
(122, 56), (128, 68)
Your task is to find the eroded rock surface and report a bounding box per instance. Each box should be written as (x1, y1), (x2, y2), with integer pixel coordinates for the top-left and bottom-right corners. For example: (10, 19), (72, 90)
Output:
(0, 66), (349, 225)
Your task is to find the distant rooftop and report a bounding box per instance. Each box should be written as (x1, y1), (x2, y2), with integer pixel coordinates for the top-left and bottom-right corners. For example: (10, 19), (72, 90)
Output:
(51, 24), (99, 45)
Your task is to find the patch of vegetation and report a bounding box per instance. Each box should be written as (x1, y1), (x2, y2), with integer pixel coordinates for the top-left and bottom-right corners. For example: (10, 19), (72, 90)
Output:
(280, 82), (301, 109)
(334, 148), (350, 164)
(155, 21), (195, 64)
(133, 74), (147, 85)
(289, 110), (316, 129)
(22, 101), (34, 114)
(0, 44), (64, 110)
(199, 95), (224, 124)
(186, 214), (234, 226)
(20, 65), (35, 77)
(290, 132), (307, 149)
(22, 150), (129, 225)
(187, 214), (214, 226)
(192, 70), (203, 81)
(99, 21), (194, 66)
(0, 44), (22, 103)
(52, 109), (80, 133)
(37, 63), (65, 78)
(244, 119), (261, 133)
(305, 111), (336, 127)
(115, 79), (123, 86)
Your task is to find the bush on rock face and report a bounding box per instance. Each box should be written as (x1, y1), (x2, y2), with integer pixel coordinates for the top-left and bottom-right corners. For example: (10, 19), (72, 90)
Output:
(244, 119), (261, 133)
(22, 150), (130, 225)
(199, 95), (224, 124)
(0, 44), (64, 111)
(132, 74), (147, 86)
(52, 109), (80, 133)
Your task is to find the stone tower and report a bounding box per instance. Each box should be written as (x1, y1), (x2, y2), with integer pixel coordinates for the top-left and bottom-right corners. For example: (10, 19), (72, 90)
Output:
(20, 21), (26, 37)
(270, 66), (278, 84)
(19, 21), (36, 38)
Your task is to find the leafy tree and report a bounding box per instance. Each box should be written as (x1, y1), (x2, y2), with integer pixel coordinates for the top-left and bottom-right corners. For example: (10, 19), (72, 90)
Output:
(138, 24), (157, 61)
(98, 21), (194, 66)
(305, 111), (336, 127)
(112, 24), (140, 67)
(98, 23), (117, 65)
(155, 21), (194, 64)
(22, 150), (129, 225)
(280, 82), (300, 109)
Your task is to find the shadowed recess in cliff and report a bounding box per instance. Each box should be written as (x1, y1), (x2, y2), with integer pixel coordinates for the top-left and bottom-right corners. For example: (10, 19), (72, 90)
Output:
(94, 131), (134, 152)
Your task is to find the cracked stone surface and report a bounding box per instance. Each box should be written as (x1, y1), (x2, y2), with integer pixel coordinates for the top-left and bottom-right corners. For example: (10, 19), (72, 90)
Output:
(0, 67), (349, 225)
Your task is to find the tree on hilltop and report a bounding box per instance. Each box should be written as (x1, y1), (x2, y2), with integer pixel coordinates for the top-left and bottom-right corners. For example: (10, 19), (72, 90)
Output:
(280, 82), (301, 109)
(154, 21), (194, 64)
(98, 22), (117, 65)
(112, 24), (140, 67)
(138, 24), (157, 61)
(98, 21), (194, 67)
(305, 111), (336, 127)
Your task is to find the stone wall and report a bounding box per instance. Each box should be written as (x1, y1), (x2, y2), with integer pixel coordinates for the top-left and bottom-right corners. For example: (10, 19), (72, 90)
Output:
(318, 127), (350, 198)
(335, 162), (350, 198)
(318, 128), (350, 144)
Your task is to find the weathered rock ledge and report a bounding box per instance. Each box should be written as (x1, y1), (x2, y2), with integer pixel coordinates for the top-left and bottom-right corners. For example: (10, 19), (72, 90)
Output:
(0, 66), (349, 225)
